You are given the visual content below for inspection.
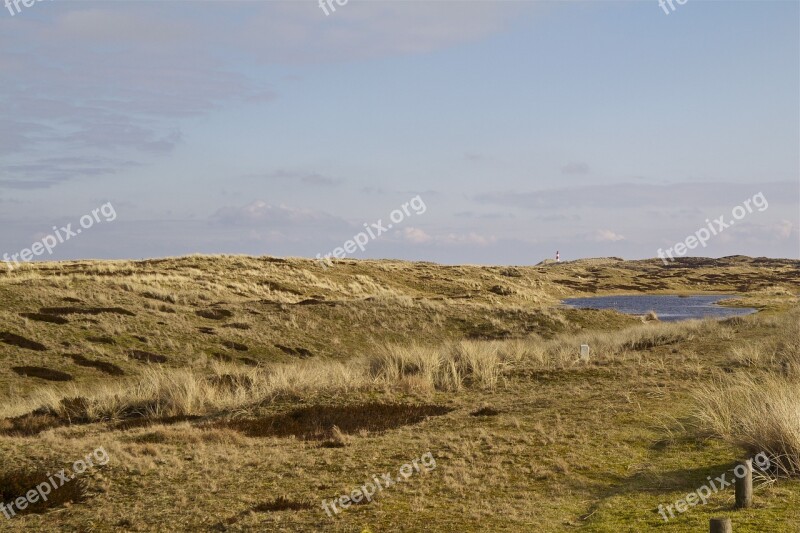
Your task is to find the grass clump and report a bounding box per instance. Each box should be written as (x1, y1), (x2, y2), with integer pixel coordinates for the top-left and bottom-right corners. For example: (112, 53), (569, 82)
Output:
(369, 341), (522, 391)
(693, 375), (800, 476)
(0, 359), (368, 426)
(252, 496), (314, 512)
(692, 310), (800, 473)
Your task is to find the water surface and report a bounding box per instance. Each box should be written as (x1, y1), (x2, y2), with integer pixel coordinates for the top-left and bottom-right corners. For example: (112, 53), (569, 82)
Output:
(562, 294), (756, 322)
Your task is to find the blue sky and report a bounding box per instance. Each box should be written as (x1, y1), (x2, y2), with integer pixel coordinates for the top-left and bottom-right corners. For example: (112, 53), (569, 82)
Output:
(1, 0), (798, 264)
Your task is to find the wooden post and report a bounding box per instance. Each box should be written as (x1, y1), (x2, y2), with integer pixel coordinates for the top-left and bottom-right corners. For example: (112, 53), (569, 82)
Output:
(735, 459), (753, 509)
(710, 518), (732, 533)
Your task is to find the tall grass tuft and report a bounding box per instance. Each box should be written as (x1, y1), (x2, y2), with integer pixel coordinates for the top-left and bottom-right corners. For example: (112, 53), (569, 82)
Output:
(369, 341), (521, 391)
(693, 375), (800, 476)
(0, 360), (369, 424)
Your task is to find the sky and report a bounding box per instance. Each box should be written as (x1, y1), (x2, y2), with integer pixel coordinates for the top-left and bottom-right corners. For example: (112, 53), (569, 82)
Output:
(1, 0), (798, 265)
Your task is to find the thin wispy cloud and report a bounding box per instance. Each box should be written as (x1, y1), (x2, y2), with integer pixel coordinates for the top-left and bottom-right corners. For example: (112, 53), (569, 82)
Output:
(476, 182), (800, 210)
(0, 1), (796, 262)
(561, 162), (590, 175)
(245, 170), (344, 187)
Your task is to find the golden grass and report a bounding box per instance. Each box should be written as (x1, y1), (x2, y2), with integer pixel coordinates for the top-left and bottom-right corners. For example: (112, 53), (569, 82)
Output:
(0, 256), (799, 531)
(2, 255), (796, 409)
(0, 360), (365, 423)
(692, 309), (800, 475)
(693, 375), (800, 475)
(369, 341), (522, 391)
(0, 316), (723, 433)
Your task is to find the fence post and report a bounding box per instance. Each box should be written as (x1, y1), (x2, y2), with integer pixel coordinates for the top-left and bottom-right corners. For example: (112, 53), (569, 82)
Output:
(735, 459), (753, 509)
(710, 517), (732, 533)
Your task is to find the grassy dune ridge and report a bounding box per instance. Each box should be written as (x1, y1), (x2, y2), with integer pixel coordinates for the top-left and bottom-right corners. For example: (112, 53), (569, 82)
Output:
(0, 255), (799, 531)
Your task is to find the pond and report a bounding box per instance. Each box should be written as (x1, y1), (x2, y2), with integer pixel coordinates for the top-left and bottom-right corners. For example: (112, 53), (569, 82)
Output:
(561, 294), (757, 322)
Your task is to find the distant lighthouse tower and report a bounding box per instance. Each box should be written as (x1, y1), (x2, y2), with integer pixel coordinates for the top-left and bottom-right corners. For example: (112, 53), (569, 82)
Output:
(556, 250), (560, 262)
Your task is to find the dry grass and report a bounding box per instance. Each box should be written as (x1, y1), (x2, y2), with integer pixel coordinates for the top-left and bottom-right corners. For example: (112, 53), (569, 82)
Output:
(2, 255), (796, 406)
(0, 317), (722, 434)
(370, 319), (712, 390)
(0, 359), (369, 425)
(369, 343), (489, 391)
(693, 375), (800, 476)
(1, 256), (799, 531)
(693, 309), (800, 475)
(3, 338), (516, 427)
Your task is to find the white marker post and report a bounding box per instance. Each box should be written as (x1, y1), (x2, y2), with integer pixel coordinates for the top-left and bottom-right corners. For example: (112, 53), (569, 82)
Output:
(580, 344), (590, 362)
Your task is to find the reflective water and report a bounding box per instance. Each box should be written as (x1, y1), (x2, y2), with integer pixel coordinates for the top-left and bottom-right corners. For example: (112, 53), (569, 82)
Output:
(562, 294), (756, 322)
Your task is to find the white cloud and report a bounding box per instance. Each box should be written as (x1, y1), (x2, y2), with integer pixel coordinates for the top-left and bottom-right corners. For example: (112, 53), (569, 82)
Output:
(726, 219), (797, 242)
(401, 227), (496, 246)
(237, 2), (527, 64)
(211, 201), (341, 227)
(592, 229), (625, 242)
(477, 182), (800, 210)
(561, 162), (590, 175)
(774, 219), (794, 239)
(245, 170), (344, 187)
(0, 1), (528, 189)
(401, 227), (434, 244)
